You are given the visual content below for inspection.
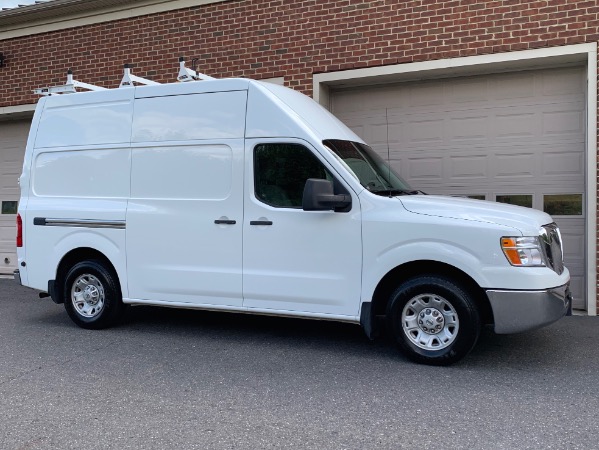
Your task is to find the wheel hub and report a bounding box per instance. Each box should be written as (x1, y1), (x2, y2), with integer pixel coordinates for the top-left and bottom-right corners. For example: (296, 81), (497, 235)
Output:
(418, 307), (444, 334)
(83, 285), (100, 305)
(71, 274), (105, 318)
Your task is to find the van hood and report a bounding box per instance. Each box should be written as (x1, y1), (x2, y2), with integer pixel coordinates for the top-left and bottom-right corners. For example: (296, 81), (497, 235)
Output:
(398, 195), (553, 235)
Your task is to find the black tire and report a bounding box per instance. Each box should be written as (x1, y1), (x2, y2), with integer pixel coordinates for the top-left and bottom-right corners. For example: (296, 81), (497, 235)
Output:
(63, 260), (124, 329)
(386, 275), (481, 366)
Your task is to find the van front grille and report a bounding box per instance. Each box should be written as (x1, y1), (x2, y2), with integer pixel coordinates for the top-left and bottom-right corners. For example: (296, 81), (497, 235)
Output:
(540, 223), (564, 275)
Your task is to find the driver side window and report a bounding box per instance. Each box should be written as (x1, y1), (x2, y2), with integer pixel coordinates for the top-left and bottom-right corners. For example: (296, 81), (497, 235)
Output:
(254, 143), (331, 208)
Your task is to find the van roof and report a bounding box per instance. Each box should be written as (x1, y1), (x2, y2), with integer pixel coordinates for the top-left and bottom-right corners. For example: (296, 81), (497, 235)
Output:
(133, 78), (252, 98)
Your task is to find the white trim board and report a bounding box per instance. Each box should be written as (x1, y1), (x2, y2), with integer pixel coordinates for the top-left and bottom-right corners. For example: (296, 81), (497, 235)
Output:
(0, 104), (36, 121)
(314, 43), (598, 316)
(0, 0), (223, 40)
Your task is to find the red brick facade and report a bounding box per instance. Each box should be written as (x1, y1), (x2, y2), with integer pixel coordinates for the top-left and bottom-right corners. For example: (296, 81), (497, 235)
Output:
(1, 0), (598, 106)
(1, 0), (598, 309)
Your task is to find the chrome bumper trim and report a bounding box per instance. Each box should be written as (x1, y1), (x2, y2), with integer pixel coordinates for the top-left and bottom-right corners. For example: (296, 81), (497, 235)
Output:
(487, 283), (571, 334)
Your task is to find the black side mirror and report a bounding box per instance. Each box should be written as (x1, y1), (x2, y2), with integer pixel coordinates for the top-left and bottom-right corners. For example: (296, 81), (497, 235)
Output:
(302, 178), (351, 211)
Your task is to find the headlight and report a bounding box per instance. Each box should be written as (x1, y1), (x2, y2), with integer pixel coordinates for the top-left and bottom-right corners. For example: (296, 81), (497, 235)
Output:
(501, 236), (546, 267)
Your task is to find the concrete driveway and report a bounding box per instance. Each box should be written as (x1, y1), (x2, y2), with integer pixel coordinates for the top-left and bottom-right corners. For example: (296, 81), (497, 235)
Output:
(0, 278), (597, 449)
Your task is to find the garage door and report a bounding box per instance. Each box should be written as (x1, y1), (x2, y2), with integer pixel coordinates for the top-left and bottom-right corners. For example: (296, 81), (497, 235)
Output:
(0, 120), (29, 275)
(331, 67), (586, 309)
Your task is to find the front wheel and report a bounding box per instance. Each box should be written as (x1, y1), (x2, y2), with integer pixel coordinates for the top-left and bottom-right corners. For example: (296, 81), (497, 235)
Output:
(63, 260), (124, 329)
(386, 276), (481, 366)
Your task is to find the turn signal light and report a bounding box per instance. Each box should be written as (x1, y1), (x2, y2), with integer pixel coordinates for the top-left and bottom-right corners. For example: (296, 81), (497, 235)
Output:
(501, 236), (545, 267)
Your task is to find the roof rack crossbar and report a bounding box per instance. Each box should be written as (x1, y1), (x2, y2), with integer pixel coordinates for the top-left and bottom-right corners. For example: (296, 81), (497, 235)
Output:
(119, 64), (161, 88)
(33, 69), (107, 96)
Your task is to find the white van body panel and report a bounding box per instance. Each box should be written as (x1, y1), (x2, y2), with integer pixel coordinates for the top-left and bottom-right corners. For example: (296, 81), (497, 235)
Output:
(34, 89), (134, 148)
(21, 89), (132, 295)
(22, 197), (128, 295)
(246, 81), (364, 143)
(131, 91), (247, 142)
(126, 139), (244, 306)
(16, 99), (45, 287)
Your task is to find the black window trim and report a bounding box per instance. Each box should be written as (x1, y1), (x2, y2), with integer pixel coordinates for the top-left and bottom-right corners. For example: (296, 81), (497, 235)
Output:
(252, 142), (352, 212)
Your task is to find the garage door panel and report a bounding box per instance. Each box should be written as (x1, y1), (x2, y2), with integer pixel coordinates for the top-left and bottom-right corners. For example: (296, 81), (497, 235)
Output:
(493, 153), (536, 179)
(409, 84), (444, 106)
(406, 157), (444, 182)
(449, 154), (488, 180)
(332, 66), (587, 309)
(408, 118), (444, 143)
(448, 78), (489, 103)
(494, 72), (536, 99)
(494, 112), (538, 138)
(542, 68), (586, 96)
(542, 150), (584, 177)
(449, 116), (488, 141)
(543, 109), (585, 136)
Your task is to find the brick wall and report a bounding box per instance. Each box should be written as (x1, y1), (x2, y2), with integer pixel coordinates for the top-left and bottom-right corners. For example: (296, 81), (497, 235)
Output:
(1, 0), (598, 309)
(0, 0), (598, 106)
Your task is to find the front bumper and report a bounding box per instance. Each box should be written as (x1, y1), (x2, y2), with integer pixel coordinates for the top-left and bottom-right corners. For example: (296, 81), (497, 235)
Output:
(13, 269), (21, 285)
(486, 283), (571, 334)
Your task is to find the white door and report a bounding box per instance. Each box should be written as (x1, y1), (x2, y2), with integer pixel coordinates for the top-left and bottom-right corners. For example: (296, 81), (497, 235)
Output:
(331, 67), (587, 309)
(126, 141), (244, 306)
(0, 120), (29, 275)
(242, 139), (362, 317)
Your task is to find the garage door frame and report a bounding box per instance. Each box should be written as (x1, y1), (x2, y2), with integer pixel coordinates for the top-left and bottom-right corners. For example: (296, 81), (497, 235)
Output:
(314, 43), (598, 317)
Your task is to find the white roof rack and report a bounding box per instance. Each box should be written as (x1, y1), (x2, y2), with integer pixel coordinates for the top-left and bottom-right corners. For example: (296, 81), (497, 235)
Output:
(34, 58), (215, 96)
(177, 56), (214, 82)
(33, 69), (107, 96)
(119, 63), (161, 88)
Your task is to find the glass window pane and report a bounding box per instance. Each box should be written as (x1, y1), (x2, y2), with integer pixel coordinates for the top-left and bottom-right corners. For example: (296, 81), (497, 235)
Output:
(466, 195), (486, 200)
(254, 143), (330, 208)
(496, 194), (532, 208)
(543, 194), (583, 216)
(1, 201), (18, 214)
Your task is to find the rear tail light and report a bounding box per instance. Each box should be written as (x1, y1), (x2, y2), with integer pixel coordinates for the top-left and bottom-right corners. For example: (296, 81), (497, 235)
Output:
(16, 213), (22, 247)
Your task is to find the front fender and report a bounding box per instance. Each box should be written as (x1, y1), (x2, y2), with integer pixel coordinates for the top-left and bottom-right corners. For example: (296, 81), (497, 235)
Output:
(362, 240), (487, 304)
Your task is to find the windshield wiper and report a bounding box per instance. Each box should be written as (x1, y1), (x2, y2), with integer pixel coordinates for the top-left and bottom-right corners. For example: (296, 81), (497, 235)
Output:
(369, 189), (419, 196)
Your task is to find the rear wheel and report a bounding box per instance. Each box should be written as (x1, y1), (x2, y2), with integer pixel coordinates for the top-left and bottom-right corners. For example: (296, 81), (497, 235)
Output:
(63, 260), (124, 329)
(386, 275), (481, 366)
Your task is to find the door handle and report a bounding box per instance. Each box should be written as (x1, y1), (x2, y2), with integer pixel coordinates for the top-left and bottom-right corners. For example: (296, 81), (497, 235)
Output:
(214, 219), (236, 225)
(250, 220), (273, 226)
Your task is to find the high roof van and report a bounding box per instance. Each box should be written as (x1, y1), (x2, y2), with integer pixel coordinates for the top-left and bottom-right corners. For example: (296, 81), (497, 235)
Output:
(14, 67), (571, 365)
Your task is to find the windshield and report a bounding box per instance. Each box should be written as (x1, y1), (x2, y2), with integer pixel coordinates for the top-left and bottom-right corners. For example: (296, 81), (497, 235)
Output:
(323, 139), (419, 196)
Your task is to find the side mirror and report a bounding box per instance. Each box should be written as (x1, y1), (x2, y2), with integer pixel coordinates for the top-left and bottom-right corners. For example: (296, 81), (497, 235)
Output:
(302, 178), (351, 211)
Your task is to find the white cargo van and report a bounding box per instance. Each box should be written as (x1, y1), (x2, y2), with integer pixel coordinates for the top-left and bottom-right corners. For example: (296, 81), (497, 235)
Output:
(14, 64), (571, 365)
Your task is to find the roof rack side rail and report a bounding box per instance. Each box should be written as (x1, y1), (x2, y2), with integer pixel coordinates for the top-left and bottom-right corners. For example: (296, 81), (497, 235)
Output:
(177, 56), (214, 82)
(33, 69), (108, 96)
(119, 64), (161, 88)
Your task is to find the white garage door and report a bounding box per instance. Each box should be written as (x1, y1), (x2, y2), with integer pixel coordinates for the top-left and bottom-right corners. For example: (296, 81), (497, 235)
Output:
(331, 67), (586, 309)
(0, 120), (29, 275)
